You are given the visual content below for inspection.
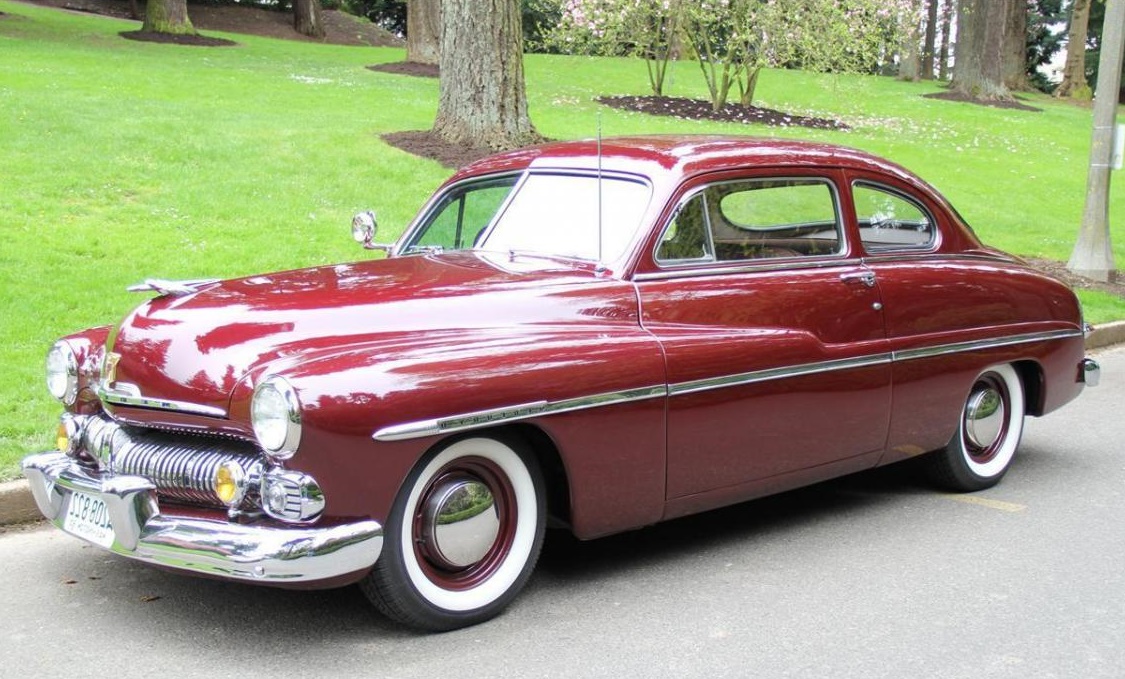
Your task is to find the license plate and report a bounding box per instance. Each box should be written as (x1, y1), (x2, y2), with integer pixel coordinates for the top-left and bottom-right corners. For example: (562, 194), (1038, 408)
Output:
(62, 491), (115, 548)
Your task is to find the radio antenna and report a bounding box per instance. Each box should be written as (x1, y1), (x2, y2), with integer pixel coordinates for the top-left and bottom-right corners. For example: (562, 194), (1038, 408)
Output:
(596, 111), (604, 272)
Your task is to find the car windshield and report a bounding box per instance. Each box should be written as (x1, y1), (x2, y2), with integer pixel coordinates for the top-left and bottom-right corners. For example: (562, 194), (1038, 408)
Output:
(404, 172), (652, 263)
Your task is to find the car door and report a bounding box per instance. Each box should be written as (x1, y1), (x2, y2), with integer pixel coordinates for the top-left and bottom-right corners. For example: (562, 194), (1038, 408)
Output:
(633, 170), (892, 513)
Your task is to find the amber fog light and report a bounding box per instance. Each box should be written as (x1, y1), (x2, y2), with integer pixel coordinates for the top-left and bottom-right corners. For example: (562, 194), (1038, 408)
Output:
(213, 461), (247, 506)
(56, 414), (82, 455)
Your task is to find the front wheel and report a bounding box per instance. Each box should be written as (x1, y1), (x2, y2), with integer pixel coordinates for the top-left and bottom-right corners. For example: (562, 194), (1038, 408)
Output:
(923, 363), (1025, 492)
(361, 435), (546, 631)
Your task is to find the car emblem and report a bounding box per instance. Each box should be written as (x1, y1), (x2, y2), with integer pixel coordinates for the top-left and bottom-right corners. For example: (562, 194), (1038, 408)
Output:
(103, 352), (121, 387)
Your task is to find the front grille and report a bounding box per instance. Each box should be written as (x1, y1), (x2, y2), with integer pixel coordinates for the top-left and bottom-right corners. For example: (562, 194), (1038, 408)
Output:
(80, 415), (261, 508)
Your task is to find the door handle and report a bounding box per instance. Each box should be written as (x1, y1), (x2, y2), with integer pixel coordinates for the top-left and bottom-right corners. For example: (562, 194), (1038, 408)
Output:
(840, 271), (877, 288)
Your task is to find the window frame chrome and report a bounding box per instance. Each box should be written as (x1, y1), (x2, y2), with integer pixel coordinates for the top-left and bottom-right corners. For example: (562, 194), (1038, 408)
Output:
(851, 179), (941, 254)
(652, 175), (847, 271)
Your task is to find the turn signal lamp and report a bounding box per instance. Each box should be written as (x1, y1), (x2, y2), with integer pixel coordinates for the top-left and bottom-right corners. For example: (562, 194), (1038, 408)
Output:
(56, 414), (80, 456)
(213, 461), (246, 506)
(56, 422), (69, 454)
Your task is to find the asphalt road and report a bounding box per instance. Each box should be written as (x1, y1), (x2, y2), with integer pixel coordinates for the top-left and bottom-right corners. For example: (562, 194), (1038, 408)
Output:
(2, 346), (1123, 679)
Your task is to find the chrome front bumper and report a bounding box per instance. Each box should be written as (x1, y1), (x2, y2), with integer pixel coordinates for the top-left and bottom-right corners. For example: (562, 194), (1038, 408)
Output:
(22, 451), (383, 583)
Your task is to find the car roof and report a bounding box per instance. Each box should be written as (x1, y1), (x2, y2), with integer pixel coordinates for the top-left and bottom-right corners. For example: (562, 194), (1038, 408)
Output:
(452, 135), (925, 187)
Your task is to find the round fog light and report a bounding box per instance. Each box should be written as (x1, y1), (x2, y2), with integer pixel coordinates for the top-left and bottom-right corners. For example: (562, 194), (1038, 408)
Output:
(56, 414), (82, 456)
(213, 461), (247, 506)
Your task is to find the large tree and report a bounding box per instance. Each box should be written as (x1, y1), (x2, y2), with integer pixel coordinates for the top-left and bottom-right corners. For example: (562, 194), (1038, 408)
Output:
(433, 0), (542, 150)
(938, 0), (954, 79)
(143, 0), (195, 34)
(899, 0), (923, 82)
(921, 0), (940, 78)
(294, 0), (325, 39)
(1003, 0), (1029, 90)
(950, 0), (1013, 99)
(1056, 0), (1093, 98)
(406, 0), (441, 66)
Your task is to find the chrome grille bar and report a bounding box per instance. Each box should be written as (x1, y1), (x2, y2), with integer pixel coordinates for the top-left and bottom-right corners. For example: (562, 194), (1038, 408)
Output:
(80, 416), (261, 508)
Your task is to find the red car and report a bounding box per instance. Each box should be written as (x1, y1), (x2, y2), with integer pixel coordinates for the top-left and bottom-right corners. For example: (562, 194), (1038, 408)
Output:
(24, 136), (1098, 630)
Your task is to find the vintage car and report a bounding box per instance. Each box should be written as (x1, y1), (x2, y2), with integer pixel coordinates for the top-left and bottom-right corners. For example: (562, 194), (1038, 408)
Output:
(24, 136), (1098, 631)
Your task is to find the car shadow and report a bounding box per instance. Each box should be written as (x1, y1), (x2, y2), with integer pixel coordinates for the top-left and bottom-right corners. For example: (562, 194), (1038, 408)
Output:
(46, 457), (986, 641)
(534, 460), (930, 584)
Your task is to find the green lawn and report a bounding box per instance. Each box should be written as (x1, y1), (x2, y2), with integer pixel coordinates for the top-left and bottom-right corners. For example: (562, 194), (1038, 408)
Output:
(1, 1), (1123, 478)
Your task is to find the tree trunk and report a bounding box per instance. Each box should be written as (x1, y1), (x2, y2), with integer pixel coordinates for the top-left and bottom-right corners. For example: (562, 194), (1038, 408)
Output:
(142, 0), (195, 35)
(433, 0), (542, 151)
(1056, 0), (1092, 98)
(899, 1), (922, 81)
(294, 0), (324, 39)
(938, 0), (953, 79)
(406, 0), (441, 66)
(949, 0), (1012, 100)
(1002, 0), (1028, 90)
(921, 0), (939, 79)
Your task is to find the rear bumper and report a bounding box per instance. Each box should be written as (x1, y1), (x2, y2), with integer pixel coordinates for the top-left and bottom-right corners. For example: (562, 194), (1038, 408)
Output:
(21, 451), (382, 584)
(1082, 357), (1100, 387)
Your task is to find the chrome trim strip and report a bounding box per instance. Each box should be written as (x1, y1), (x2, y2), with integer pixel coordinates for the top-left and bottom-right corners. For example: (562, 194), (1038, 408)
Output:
(669, 353), (894, 397)
(891, 329), (1082, 362)
(372, 330), (1083, 442)
(99, 384), (228, 418)
(634, 258), (863, 282)
(373, 385), (667, 442)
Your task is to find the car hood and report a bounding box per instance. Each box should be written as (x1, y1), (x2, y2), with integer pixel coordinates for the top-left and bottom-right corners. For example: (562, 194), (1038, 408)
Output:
(105, 252), (640, 417)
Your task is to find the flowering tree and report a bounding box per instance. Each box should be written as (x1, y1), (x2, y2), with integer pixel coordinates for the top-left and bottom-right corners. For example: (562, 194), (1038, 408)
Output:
(551, 0), (683, 96)
(552, 0), (916, 110)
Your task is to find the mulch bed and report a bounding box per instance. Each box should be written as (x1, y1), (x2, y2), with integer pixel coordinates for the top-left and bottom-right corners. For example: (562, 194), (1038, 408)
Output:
(597, 95), (849, 131)
(1027, 258), (1125, 299)
(923, 91), (1040, 112)
(14, 0), (402, 47)
(382, 130), (494, 169)
(120, 30), (237, 47)
(367, 61), (439, 79)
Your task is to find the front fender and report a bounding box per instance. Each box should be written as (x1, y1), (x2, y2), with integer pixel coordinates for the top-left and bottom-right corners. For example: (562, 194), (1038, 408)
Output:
(262, 326), (669, 538)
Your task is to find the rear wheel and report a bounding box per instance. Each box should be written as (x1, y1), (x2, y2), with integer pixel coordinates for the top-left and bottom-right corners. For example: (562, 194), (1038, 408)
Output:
(361, 435), (545, 631)
(923, 363), (1025, 492)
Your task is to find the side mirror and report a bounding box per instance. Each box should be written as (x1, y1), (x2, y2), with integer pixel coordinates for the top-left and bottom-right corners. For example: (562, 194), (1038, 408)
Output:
(351, 211), (392, 252)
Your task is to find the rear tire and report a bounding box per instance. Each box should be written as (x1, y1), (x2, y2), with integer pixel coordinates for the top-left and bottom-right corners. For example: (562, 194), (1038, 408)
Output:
(361, 435), (545, 631)
(923, 363), (1025, 492)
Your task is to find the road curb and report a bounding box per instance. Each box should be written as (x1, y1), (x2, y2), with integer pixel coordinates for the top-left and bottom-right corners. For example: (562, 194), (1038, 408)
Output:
(0, 478), (40, 527)
(3, 322), (1124, 528)
(1085, 319), (1125, 350)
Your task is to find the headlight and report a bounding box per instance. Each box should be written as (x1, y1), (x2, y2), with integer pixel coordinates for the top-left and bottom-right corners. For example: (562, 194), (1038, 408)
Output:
(251, 376), (302, 460)
(46, 341), (78, 405)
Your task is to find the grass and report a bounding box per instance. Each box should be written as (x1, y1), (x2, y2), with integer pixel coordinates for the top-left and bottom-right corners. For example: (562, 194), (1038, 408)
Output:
(1, 1), (1123, 478)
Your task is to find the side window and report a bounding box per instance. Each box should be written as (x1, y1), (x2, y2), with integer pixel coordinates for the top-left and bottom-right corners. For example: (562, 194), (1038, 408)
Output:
(407, 178), (517, 253)
(656, 193), (713, 262)
(657, 178), (841, 265)
(853, 182), (935, 250)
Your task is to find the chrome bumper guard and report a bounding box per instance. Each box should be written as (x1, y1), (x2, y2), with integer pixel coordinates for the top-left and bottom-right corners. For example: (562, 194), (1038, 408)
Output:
(22, 452), (383, 583)
(1082, 357), (1100, 387)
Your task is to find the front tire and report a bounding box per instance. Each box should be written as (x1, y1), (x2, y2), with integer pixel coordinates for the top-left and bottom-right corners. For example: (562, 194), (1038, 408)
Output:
(923, 363), (1025, 492)
(361, 435), (545, 631)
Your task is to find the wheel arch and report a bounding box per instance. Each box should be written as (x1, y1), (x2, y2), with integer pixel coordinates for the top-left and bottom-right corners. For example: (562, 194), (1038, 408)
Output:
(442, 423), (573, 532)
(1012, 359), (1045, 416)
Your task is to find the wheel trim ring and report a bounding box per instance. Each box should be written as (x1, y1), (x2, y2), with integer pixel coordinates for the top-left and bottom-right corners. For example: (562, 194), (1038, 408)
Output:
(411, 456), (518, 592)
(962, 373), (1011, 465)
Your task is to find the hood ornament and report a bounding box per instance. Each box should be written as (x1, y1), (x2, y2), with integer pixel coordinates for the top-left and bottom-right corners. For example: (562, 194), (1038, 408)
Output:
(126, 278), (219, 297)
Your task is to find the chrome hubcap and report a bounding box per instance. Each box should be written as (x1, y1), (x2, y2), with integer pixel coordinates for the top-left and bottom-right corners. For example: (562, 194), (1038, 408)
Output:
(422, 478), (500, 570)
(965, 387), (1005, 449)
